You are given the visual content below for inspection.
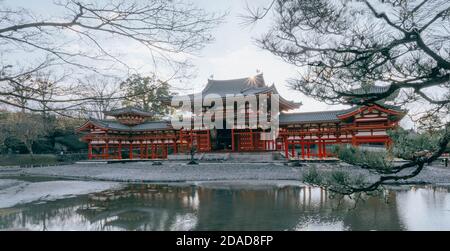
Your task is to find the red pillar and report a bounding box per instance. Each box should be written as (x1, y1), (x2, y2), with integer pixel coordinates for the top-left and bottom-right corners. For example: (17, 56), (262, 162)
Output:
(231, 129), (235, 152)
(118, 141), (122, 160)
(88, 142), (92, 160)
(190, 130), (193, 150)
(307, 143), (311, 159)
(207, 130), (211, 151)
(145, 143), (149, 159)
(322, 140), (326, 157)
(129, 142), (133, 160)
(139, 141), (143, 159)
(351, 132), (357, 146)
(105, 141), (109, 159)
(284, 137), (289, 159)
(291, 142), (295, 157)
(317, 138), (322, 159)
(250, 129), (254, 151)
(151, 144), (156, 159)
(179, 130), (183, 153)
(301, 140), (305, 159)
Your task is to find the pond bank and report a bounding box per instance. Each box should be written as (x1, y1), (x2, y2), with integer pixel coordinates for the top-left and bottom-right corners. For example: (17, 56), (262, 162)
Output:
(0, 161), (449, 185)
(0, 179), (121, 208)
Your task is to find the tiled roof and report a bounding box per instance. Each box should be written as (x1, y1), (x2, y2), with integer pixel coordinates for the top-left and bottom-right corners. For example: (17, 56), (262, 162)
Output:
(104, 107), (154, 117)
(348, 85), (400, 101)
(132, 121), (173, 131)
(279, 107), (359, 124)
(240, 86), (273, 95)
(188, 74), (300, 110)
(90, 118), (172, 131)
(350, 85), (391, 95)
(279, 102), (405, 124)
(201, 74), (266, 96)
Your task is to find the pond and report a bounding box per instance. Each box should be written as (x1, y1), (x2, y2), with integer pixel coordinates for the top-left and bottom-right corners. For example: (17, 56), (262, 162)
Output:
(0, 179), (450, 231)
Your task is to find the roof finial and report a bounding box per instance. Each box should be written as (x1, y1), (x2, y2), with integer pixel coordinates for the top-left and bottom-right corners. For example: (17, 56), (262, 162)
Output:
(256, 69), (261, 74)
(209, 74), (214, 79)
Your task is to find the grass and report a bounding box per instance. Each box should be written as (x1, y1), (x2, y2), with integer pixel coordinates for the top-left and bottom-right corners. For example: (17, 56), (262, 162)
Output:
(0, 154), (59, 167)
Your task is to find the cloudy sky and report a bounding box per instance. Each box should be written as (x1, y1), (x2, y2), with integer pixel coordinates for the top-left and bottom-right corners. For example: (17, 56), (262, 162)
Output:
(6, 0), (351, 114)
(191, 0), (349, 113)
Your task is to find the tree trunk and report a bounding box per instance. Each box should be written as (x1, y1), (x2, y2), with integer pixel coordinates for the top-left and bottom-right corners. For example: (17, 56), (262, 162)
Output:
(25, 142), (34, 157)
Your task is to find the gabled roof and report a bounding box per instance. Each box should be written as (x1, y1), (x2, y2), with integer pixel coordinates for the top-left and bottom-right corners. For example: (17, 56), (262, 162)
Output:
(337, 102), (405, 119)
(76, 118), (172, 132)
(201, 74), (267, 96)
(104, 107), (154, 117)
(188, 73), (300, 110)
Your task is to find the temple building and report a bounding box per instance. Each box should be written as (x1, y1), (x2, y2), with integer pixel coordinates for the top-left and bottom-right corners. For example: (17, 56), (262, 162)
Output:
(76, 74), (405, 160)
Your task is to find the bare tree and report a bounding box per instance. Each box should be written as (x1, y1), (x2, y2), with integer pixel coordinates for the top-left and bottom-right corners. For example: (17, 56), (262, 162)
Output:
(417, 113), (443, 134)
(33, 72), (59, 119)
(5, 74), (35, 113)
(6, 112), (46, 156)
(79, 75), (122, 119)
(0, 110), (8, 151)
(247, 0), (450, 194)
(0, 0), (224, 113)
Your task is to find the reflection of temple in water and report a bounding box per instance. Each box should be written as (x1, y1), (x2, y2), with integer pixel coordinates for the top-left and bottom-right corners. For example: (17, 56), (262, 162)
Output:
(76, 184), (200, 230)
(0, 184), (201, 231)
(77, 184), (404, 231)
(2, 184), (449, 231)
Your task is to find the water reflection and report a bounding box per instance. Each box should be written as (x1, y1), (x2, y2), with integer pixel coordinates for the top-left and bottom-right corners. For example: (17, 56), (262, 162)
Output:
(396, 186), (450, 230)
(0, 183), (449, 231)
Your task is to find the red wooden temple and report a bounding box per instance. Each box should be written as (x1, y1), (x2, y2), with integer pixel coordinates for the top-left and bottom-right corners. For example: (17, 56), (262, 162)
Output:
(76, 74), (405, 160)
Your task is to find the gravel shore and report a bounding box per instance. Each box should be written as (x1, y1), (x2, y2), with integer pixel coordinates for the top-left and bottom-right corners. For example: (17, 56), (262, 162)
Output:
(0, 179), (121, 208)
(1, 161), (449, 185)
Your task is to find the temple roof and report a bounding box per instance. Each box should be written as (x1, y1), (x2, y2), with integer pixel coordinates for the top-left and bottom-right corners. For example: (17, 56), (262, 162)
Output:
(279, 103), (405, 124)
(350, 85), (390, 95)
(77, 118), (172, 132)
(190, 73), (301, 110)
(104, 107), (154, 117)
(346, 84), (399, 101)
(279, 108), (357, 124)
(201, 74), (266, 96)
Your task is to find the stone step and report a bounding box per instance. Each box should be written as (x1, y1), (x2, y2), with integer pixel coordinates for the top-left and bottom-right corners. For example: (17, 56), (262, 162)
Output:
(227, 152), (278, 162)
(167, 152), (285, 162)
(167, 153), (204, 161)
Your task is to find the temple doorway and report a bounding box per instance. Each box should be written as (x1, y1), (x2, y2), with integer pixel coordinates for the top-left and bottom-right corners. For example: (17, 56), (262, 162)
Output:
(214, 129), (232, 151)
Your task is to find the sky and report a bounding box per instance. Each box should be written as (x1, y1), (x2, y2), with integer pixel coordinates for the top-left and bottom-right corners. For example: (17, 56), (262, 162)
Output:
(4, 0), (353, 114)
(190, 0), (349, 113)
